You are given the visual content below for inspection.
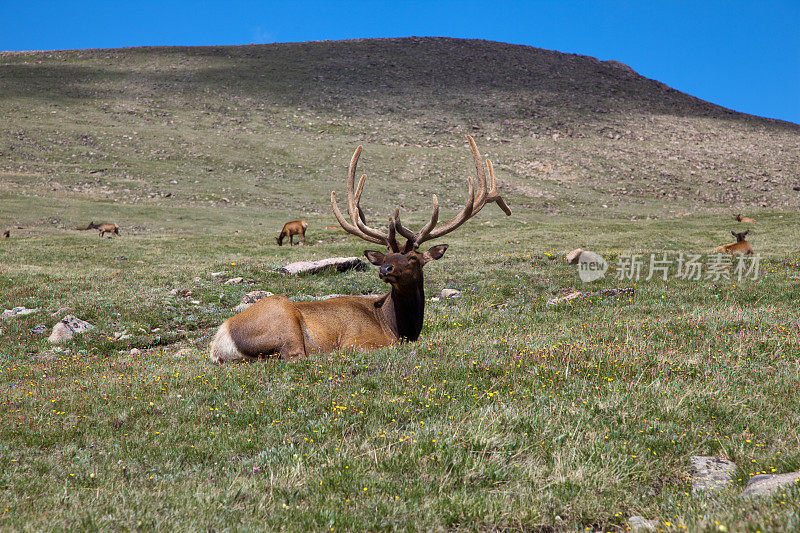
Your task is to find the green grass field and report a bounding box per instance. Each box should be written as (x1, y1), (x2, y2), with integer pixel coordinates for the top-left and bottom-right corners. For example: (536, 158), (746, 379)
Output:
(1, 39), (800, 531)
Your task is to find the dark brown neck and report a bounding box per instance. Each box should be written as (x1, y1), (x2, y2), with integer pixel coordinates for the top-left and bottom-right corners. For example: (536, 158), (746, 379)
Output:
(380, 276), (425, 342)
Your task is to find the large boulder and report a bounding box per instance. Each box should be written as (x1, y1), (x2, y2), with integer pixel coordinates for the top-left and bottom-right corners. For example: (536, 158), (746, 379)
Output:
(277, 257), (367, 276)
(741, 471), (800, 497)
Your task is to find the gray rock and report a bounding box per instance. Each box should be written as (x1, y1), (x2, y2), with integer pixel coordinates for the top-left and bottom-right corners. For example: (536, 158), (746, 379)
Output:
(2, 306), (40, 319)
(48, 315), (95, 344)
(546, 291), (585, 306)
(546, 287), (634, 306)
(174, 348), (194, 358)
(48, 323), (73, 343)
(130, 348), (142, 355)
(440, 288), (461, 298)
(628, 516), (657, 531)
(577, 250), (604, 265)
(29, 324), (48, 334)
(169, 288), (190, 297)
(224, 277), (244, 285)
(689, 455), (736, 493)
(241, 290), (274, 304)
(234, 290), (275, 312)
(565, 248), (584, 265)
(741, 471), (800, 497)
(277, 257), (367, 276)
(210, 271), (226, 277)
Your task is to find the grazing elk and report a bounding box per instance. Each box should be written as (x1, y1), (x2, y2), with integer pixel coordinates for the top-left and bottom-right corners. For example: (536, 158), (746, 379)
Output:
(713, 230), (753, 254)
(210, 136), (511, 363)
(733, 214), (756, 223)
(87, 221), (120, 237)
(276, 220), (307, 246)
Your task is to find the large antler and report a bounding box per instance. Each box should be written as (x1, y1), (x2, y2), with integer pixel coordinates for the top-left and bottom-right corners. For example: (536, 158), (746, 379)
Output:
(331, 135), (511, 252)
(331, 145), (402, 251)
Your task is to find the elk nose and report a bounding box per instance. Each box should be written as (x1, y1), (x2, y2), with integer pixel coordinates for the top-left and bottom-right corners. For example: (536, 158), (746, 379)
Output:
(380, 264), (393, 276)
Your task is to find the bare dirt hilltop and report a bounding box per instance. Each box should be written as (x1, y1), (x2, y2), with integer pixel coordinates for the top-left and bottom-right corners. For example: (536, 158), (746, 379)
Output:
(1, 37), (798, 227)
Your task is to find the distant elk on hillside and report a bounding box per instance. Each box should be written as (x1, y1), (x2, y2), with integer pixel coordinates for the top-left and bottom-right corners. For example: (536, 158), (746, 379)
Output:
(79, 221), (120, 238)
(713, 230), (753, 254)
(733, 214), (756, 223)
(276, 220), (307, 246)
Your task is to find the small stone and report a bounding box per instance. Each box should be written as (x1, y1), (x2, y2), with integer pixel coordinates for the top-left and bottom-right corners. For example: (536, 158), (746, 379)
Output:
(234, 290), (275, 312)
(210, 271), (226, 277)
(429, 297), (440, 302)
(741, 471), (800, 497)
(48, 322), (73, 343)
(2, 306), (41, 319)
(130, 348), (141, 355)
(547, 291), (585, 306)
(224, 277), (244, 285)
(29, 324), (48, 334)
(689, 455), (736, 493)
(174, 348), (194, 358)
(628, 516), (657, 531)
(48, 315), (95, 344)
(190, 300), (201, 305)
(440, 289), (461, 298)
(169, 288), (190, 297)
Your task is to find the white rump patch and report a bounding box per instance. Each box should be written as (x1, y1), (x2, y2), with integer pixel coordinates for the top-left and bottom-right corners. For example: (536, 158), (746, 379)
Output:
(209, 322), (245, 363)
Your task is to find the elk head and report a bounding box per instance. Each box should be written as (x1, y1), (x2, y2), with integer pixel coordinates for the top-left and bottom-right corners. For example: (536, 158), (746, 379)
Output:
(331, 135), (512, 296)
(732, 230), (749, 242)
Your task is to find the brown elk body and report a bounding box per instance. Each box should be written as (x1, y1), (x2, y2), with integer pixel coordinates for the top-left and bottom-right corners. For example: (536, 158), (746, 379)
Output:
(733, 214), (756, 223)
(276, 220), (307, 246)
(713, 230), (753, 254)
(210, 136), (511, 363)
(87, 221), (120, 237)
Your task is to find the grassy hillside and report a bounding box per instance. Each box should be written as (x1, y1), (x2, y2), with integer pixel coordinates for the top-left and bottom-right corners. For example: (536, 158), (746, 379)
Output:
(1, 38), (799, 531)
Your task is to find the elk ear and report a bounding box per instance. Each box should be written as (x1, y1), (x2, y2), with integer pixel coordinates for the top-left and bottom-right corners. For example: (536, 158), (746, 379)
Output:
(731, 230), (737, 238)
(421, 244), (449, 264)
(743, 229), (749, 236)
(364, 250), (386, 266)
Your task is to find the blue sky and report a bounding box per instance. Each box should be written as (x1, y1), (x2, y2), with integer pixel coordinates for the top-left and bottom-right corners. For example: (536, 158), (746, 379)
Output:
(2, 1), (798, 124)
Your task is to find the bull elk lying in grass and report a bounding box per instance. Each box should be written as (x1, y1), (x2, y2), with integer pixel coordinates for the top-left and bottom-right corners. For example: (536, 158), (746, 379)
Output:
(210, 136), (511, 363)
(733, 214), (756, 223)
(85, 221), (120, 237)
(713, 230), (753, 254)
(276, 220), (307, 246)
(2, 230), (9, 238)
